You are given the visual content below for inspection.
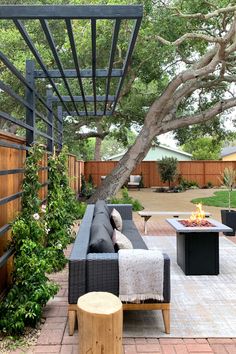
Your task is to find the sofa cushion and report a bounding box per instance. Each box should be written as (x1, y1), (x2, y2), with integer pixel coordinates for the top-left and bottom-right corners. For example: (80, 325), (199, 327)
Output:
(94, 200), (110, 217)
(110, 208), (122, 231)
(122, 220), (148, 249)
(89, 223), (115, 253)
(93, 212), (113, 238)
(112, 229), (133, 250)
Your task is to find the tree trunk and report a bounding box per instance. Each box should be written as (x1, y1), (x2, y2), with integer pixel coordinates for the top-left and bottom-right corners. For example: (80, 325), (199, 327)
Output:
(88, 118), (157, 202)
(94, 123), (103, 161)
(94, 136), (102, 160)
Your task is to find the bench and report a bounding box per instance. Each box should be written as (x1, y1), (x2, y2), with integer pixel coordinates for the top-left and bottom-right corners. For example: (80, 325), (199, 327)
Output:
(138, 211), (211, 235)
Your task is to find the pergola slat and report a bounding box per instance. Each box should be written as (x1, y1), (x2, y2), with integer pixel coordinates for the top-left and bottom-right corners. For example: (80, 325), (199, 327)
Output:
(40, 19), (80, 116)
(51, 95), (115, 102)
(63, 111), (112, 117)
(0, 5), (143, 19)
(104, 19), (121, 115)
(111, 17), (142, 114)
(91, 19), (97, 115)
(34, 68), (123, 78)
(14, 19), (71, 115)
(65, 19), (88, 115)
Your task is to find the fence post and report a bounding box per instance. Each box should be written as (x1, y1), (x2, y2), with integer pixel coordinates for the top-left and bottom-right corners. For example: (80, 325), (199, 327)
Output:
(25, 60), (35, 147)
(57, 106), (63, 150)
(46, 89), (53, 153)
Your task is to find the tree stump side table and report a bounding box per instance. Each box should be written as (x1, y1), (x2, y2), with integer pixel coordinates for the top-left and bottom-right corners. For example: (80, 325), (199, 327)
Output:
(77, 291), (123, 354)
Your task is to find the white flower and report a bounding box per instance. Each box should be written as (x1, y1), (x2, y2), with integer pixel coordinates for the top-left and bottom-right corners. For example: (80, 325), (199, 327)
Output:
(46, 228), (50, 234)
(56, 243), (62, 250)
(33, 213), (40, 220)
(41, 205), (46, 213)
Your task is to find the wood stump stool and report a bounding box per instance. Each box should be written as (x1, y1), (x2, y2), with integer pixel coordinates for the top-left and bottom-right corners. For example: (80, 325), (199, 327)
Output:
(77, 292), (123, 354)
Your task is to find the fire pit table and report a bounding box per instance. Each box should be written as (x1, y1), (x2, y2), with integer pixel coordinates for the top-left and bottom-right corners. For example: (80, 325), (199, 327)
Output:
(166, 218), (233, 275)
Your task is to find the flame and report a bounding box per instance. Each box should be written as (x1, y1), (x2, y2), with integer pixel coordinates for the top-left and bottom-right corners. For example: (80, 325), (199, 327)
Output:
(189, 203), (205, 224)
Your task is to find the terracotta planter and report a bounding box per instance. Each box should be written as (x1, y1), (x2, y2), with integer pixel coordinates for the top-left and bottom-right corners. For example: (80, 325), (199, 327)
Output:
(221, 210), (236, 236)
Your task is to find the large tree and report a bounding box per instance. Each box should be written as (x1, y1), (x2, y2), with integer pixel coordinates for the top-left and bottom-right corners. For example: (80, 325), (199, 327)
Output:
(89, 1), (236, 201)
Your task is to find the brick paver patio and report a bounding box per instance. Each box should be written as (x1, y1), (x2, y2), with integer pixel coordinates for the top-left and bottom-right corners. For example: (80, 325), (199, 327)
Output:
(10, 189), (236, 353)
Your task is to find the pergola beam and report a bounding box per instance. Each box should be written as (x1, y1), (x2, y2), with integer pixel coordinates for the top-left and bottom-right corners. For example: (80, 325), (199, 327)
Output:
(63, 111), (112, 117)
(34, 69), (123, 78)
(51, 95), (115, 102)
(0, 5), (143, 19)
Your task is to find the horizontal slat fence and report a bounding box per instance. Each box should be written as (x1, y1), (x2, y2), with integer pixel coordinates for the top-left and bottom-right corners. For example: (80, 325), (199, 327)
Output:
(84, 160), (236, 188)
(0, 131), (83, 298)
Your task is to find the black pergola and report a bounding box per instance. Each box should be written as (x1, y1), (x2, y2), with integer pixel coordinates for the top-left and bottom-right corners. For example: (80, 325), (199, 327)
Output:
(0, 5), (143, 152)
(0, 5), (143, 270)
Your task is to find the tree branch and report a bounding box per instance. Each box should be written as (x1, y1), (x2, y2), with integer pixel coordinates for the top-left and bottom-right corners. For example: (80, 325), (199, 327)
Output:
(73, 131), (109, 140)
(156, 32), (224, 46)
(161, 97), (236, 132)
(171, 5), (236, 20)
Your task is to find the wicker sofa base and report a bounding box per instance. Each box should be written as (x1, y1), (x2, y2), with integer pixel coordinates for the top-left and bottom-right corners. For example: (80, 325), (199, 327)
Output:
(68, 302), (170, 335)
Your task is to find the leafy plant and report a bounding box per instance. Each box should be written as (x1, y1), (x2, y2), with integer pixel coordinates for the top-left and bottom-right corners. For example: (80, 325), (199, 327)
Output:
(80, 174), (95, 199)
(45, 146), (85, 272)
(109, 187), (144, 211)
(0, 145), (58, 335)
(158, 157), (178, 189)
(207, 181), (213, 188)
(218, 167), (236, 211)
(139, 172), (144, 188)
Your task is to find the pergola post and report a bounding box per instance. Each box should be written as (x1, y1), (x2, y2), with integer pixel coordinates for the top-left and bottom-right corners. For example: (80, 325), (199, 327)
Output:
(25, 59), (35, 146)
(46, 89), (53, 152)
(57, 106), (63, 150)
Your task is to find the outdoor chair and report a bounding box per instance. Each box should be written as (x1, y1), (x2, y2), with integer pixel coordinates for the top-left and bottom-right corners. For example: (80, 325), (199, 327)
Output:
(127, 174), (141, 190)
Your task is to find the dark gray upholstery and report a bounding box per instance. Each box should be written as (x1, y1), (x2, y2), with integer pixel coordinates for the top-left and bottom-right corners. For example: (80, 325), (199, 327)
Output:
(92, 212), (114, 237)
(89, 222), (115, 253)
(68, 203), (171, 304)
(94, 199), (110, 217)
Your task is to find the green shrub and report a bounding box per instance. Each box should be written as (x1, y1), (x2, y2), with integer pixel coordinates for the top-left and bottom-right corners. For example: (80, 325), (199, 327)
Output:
(139, 172), (144, 188)
(180, 178), (199, 189)
(0, 145), (58, 335)
(109, 187), (144, 211)
(80, 174), (95, 198)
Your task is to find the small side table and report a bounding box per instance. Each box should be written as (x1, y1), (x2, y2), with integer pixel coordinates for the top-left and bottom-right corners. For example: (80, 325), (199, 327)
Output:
(77, 291), (123, 354)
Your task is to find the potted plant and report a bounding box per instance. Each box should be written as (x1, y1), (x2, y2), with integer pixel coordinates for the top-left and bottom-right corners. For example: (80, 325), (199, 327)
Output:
(220, 167), (236, 236)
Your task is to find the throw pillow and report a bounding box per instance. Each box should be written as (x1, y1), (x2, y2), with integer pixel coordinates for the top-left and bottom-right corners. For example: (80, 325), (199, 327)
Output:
(111, 208), (122, 231)
(112, 229), (133, 250)
(89, 223), (115, 253)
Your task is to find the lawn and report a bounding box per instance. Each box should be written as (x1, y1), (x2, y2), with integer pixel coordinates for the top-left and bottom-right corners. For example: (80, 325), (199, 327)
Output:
(191, 190), (236, 208)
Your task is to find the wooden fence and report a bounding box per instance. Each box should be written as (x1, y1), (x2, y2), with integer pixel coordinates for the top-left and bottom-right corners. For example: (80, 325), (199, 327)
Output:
(0, 132), (83, 298)
(84, 160), (236, 188)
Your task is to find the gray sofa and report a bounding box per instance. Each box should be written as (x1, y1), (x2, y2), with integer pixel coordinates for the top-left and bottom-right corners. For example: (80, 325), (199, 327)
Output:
(68, 202), (171, 335)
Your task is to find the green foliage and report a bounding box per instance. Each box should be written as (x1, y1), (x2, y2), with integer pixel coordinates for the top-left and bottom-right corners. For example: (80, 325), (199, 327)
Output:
(109, 187), (144, 211)
(0, 145), (58, 335)
(174, 118), (236, 148)
(45, 146), (85, 272)
(179, 177), (199, 190)
(80, 174), (95, 199)
(218, 167), (236, 211)
(139, 172), (144, 188)
(158, 157), (178, 189)
(192, 190), (236, 208)
(88, 174), (94, 187)
(182, 137), (222, 160)
(207, 181), (213, 188)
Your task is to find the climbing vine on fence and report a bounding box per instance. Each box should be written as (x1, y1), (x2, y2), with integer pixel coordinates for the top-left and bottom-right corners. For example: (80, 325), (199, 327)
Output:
(0, 144), (58, 335)
(44, 146), (85, 272)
